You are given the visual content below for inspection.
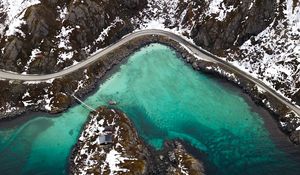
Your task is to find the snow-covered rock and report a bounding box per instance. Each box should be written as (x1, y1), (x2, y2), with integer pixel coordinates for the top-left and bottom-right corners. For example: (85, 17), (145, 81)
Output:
(227, 0), (300, 104)
(70, 107), (206, 174)
(70, 107), (148, 175)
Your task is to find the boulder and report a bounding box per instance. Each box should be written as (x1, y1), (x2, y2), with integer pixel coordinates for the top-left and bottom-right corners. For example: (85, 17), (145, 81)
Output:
(280, 116), (300, 132)
(290, 130), (300, 145)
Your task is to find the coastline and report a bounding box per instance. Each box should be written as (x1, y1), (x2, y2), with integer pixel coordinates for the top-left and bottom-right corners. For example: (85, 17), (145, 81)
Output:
(0, 34), (299, 145)
(68, 106), (205, 175)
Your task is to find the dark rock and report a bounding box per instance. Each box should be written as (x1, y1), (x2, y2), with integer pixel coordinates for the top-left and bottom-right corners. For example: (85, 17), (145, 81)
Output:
(191, 0), (276, 53)
(2, 38), (23, 72)
(290, 130), (300, 145)
(0, 2), (7, 26)
(280, 115), (300, 132)
(70, 107), (206, 174)
(168, 151), (176, 162)
(69, 107), (150, 174)
(24, 5), (56, 44)
(0, 0), (146, 74)
(0, 3), (58, 73)
(50, 92), (71, 113)
(10, 82), (27, 96)
(67, 1), (106, 39)
(118, 0), (147, 9)
(192, 61), (200, 70)
(292, 90), (300, 105)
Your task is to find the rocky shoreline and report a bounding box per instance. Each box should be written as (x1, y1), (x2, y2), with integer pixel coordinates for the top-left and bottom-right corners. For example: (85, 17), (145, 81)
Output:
(0, 34), (299, 144)
(69, 106), (205, 175)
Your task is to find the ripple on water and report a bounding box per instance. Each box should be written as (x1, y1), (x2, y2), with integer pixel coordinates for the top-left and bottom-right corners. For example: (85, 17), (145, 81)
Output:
(0, 43), (299, 175)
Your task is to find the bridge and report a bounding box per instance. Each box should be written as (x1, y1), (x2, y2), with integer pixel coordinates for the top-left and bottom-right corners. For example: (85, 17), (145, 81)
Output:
(0, 29), (298, 117)
(70, 93), (97, 112)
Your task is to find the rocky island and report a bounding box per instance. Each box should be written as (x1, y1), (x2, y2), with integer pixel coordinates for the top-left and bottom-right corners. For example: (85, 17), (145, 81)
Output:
(70, 107), (205, 175)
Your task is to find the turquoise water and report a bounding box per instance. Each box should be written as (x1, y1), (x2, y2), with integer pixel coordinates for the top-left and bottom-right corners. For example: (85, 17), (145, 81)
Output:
(0, 43), (299, 174)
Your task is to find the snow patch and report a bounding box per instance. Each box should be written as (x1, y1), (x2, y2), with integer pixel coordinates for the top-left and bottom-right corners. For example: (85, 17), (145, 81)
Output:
(95, 17), (123, 43)
(207, 0), (236, 21)
(23, 78), (55, 84)
(1, 0), (40, 35)
(3, 103), (19, 113)
(23, 48), (42, 72)
(44, 94), (53, 111)
(57, 51), (75, 64)
(256, 85), (266, 94)
(56, 26), (74, 50)
(5, 10), (26, 37)
(105, 149), (130, 174)
(57, 6), (68, 20)
(229, 0), (300, 101)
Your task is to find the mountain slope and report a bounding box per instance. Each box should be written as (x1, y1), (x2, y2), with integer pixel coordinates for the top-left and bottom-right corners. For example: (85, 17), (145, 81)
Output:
(0, 0), (299, 114)
(0, 0), (146, 74)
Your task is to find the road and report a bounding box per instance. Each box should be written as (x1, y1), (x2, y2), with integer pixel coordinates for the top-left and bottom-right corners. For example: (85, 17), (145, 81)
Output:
(0, 29), (299, 116)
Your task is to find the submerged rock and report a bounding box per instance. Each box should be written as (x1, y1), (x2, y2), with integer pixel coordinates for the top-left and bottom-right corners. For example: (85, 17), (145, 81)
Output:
(290, 130), (300, 145)
(153, 141), (206, 175)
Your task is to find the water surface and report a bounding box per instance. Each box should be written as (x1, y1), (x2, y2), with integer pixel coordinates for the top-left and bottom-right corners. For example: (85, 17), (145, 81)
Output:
(0, 44), (299, 174)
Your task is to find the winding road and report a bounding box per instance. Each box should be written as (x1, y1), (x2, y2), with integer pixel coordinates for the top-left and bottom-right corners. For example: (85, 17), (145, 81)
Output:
(0, 29), (299, 116)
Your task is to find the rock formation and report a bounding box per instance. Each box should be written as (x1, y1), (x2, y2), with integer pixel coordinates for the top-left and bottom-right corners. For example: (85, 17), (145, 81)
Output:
(70, 107), (205, 175)
(190, 0), (276, 52)
(0, 0), (146, 74)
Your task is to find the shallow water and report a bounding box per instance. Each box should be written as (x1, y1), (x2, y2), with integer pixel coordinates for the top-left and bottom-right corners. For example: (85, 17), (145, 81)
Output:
(0, 44), (299, 174)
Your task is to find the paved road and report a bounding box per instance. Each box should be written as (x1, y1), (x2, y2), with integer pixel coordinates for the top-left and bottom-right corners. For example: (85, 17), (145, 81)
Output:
(0, 29), (299, 116)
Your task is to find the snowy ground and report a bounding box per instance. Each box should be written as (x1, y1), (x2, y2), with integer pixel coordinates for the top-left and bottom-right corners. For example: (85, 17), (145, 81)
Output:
(0, 0), (40, 36)
(71, 107), (205, 175)
(132, 0), (300, 105)
(129, 0), (300, 126)
(74, 111), (132, 174)
(1, 0), (299, 124)
(227, 0), (300, 100)
(72, 108), (146, 175)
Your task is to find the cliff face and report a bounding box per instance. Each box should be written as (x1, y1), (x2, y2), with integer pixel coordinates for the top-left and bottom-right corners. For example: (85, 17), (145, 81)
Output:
(190, 0), (276, 52)
(129, 0), (276, 52)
